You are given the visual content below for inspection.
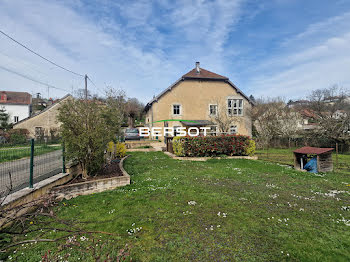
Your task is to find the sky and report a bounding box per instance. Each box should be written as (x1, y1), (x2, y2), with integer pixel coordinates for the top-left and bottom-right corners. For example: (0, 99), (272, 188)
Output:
(0, 0), (350, 103)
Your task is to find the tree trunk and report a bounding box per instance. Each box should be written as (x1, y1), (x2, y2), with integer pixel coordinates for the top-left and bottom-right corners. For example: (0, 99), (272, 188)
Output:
(128, 116), (134, 128)
(288, 137), (291, 149)
(336, 142), (339, 171)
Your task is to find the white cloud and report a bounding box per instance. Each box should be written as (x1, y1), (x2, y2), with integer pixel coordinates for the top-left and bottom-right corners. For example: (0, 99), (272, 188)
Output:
(0, 0), (244, 102)
(247, 12), (350, 99)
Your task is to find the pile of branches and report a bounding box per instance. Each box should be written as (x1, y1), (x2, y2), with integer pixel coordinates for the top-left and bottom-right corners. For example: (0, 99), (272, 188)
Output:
(0, 191), (131, 261)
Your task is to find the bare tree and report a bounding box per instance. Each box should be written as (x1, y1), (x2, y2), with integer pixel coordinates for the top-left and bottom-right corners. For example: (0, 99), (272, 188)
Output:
(306, 86), (350, 145)
(277, 106), (301, 148)
(252, 97), (301, 149)
(125, 98), (144, 128)
(209, 99), (249, 134)
(305, 86), (350, 167)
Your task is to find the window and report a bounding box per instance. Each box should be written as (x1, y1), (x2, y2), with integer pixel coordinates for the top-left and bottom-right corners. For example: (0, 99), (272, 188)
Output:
(209, 104), (217, 116)
(229, 125), (237, 134)
(210, 126), (218, 136)
(228, 99), (243, 116)
(173, 104), (181, 115)
(35, 127), (44, 138)
(14, 116), (19, 123)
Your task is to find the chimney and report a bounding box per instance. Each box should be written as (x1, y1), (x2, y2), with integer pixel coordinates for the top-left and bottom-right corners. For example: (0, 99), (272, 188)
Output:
(0, 92), (7, 102)
(195, 62), (200, 74)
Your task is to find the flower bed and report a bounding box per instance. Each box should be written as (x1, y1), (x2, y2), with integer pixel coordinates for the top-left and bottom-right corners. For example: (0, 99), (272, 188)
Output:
(173, 135), (255, 157)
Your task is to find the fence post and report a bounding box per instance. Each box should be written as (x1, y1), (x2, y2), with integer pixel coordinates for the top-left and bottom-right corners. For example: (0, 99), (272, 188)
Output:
(29, 138), (34, 188)
(62, 142), (66, 173)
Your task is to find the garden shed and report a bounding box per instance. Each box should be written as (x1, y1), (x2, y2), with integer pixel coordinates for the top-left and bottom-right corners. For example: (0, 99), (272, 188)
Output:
(293, 147), (333, 173)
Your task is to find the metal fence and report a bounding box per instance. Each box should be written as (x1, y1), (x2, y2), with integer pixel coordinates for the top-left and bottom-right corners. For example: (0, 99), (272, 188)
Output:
(0, 139), (64, 196)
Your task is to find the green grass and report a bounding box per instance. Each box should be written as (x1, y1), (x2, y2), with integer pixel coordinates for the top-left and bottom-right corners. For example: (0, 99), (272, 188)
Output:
(136, 145), (152, 149)
(3, 152), (350, 261)
(256, 147), (350, 175)
(0, 145), (62, 163)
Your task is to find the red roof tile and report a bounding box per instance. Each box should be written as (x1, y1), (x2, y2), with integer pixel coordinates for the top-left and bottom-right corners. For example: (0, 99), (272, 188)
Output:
(293, 146), (333, 155)
(182, 68), (228, 80)
(0, 91), (31, 105)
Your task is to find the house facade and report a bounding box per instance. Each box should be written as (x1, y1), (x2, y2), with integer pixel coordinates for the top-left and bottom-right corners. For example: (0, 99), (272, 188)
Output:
(144, 62), (254, 140)
(0, 91), (32, 124)
(13, 94), (72, 139)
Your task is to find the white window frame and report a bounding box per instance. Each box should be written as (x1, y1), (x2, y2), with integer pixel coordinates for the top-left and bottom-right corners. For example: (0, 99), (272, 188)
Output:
(14, 116), (19, 123)
(229, 125), (237, 134)
(172, 104), (181, 115)
(227, 99), (243, 116)
(209, 104), (218, 116)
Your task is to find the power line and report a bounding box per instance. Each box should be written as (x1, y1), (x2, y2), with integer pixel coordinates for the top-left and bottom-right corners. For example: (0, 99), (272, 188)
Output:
(87, 76), (104, 96)
(0, 29), (84, 77)
(0, 64), (70, 93)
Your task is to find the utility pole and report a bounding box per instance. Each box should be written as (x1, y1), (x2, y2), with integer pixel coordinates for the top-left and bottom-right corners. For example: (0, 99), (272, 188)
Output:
(85, 74), (88, 101)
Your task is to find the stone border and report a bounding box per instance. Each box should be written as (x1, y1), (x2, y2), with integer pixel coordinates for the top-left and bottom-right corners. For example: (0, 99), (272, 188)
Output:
(51, 156), (131, 200)
(164, 151), (258, 161)
(1, 173), (72, 208)
(127, 148), (155, 152)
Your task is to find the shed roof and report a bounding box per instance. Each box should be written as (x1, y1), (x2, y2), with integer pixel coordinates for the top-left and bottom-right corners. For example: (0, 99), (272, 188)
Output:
(293, 146), (333, 155)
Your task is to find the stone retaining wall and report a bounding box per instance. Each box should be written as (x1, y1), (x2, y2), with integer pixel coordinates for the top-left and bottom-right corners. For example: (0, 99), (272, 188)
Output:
(164, 151), (258, 161)
(51, 156), (130, 200)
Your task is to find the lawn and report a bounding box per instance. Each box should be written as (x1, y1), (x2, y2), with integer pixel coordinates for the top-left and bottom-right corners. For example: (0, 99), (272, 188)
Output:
(256, 148), (350, 175)
(0, 144), (62, 163)
(2, 152), (350, 261)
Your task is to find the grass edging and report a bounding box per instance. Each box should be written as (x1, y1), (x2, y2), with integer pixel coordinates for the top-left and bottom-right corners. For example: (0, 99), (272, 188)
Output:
(164, 151), (258, 161)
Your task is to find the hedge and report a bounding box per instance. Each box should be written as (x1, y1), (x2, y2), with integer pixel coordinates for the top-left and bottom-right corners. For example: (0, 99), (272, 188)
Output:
(172, 135), (255, 157)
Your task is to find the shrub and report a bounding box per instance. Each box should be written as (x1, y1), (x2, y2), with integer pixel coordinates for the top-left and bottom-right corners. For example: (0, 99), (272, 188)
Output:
(107, 141), (115, 153)
(9, 129), (28, 144)
(244, 139), (256, 156)
(115, 142), (126, 158)
(175, 135), (254, 157)
(172, 136), (185, 156)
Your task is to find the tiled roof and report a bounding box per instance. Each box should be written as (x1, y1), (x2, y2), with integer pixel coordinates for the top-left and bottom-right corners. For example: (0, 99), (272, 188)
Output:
(182, 68), (228, 80)
(145, 64), (254, 111)
(13, 94), (72, 126)
(0, 91), (31, 105)
(293, 146), (333, 155)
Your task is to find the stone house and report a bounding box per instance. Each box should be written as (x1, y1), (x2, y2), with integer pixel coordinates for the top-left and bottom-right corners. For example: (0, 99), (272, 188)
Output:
(13, 94), (72, 139)
(144, 62), (254, 140)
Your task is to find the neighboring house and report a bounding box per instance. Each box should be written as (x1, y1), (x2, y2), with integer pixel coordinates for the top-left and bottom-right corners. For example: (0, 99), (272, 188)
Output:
(0, 91), (32, 124)
(32, 93), (54, 115)
(144, 62), (254, 140)
(13, 94), (72, 139)
(297, 109), (317, 131)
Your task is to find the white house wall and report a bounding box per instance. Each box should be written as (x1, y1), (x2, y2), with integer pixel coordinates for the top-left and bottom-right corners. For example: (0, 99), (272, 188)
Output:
(1, 104), (31, 123)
